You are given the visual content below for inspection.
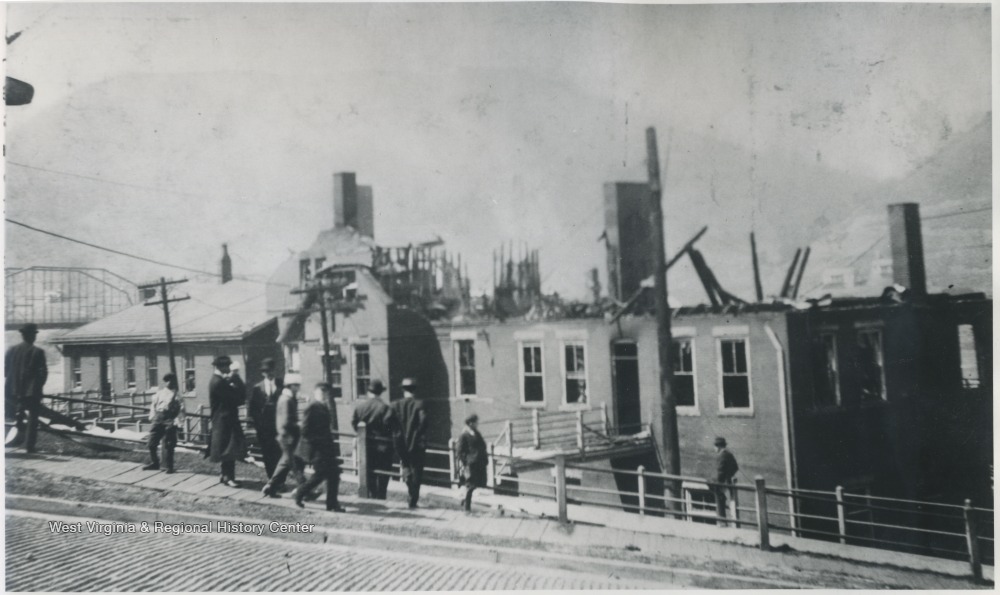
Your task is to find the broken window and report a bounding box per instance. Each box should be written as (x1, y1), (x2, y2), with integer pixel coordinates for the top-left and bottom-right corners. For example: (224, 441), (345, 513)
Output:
(456, 340), (477, 397)
(563, 343), (588, 405)
(521, 342), (544, 404)
(957, 324), (981, 389)
(856, 329), (885, 401)
(673, 339), (696, 408)
(814, 333), (840, 407)
(720, 339), (751, 410)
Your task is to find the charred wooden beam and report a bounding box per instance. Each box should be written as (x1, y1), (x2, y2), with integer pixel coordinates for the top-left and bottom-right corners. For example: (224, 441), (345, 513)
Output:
(791, 246), (811, 300)
(750, 232), (764, 302)
(779, 248), (802, 298)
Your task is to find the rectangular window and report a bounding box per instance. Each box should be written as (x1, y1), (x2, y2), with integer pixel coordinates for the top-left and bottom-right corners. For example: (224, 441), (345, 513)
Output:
(719, 339), (751, 410)
(683, 483), (719, 525)
(672, 339), (696, 408)
(456, 340), (477, 397)
(353, 344), (371, 397)
(146, 354), (158, 390)
(285, 344), (301, 373)
(322, 345), (342, 398)
(124, 354), (136, 390)
(814, 333), (840, 407)
(520, 342), (544, 404)
(563, 343), (588, 405)
(183, 352), (196, 394)
(71, 356), (82, 390)
(856, 330), (885, 401)
(957, 324), (981, 389)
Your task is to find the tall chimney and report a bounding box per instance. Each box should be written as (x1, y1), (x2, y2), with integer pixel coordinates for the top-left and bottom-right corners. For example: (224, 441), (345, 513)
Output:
(333, 172), (358, 229)
(356, 185), (375, 239)
(220, 243), (233, 284)
(888, 203), (926, 295)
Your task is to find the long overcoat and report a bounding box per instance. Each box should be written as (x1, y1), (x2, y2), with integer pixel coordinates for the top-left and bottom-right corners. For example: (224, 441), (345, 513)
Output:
(457, 428), (488, 488)
(209, 373), (247, 463)
(5, 342), (47, 415)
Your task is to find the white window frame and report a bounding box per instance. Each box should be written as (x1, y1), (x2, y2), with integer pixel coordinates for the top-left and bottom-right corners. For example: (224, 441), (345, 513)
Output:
(560, 340), (590, 410)
(70, 356), (83, 391)
(285, 344), (301, 374)
(681, 481), (719, 523)
(146, 353), (159, 391)
(351, 342), (371, 401)
(182, 352), (196, 395)
(854, 324), (887, 402)
(716, 335), (753, 415)
(673, 328), (698, 415)
(816, 331), (841, 408)
(454, 337), (479, 400)
(124, 353), (137, 391)
(518, 340), (546, 408)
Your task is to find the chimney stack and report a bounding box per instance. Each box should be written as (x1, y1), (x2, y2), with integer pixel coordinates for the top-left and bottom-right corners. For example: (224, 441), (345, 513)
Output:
(220, 243), (233, 284)
(333, 172), (375, 238)
(887, 203), (926, 295)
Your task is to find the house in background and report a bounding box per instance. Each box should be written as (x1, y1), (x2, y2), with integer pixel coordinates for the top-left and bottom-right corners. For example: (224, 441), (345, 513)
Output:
(56, 254), (280, 409)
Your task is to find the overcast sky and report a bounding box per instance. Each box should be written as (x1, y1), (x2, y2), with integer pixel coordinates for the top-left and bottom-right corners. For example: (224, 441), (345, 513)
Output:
(4, 2), (991, 301)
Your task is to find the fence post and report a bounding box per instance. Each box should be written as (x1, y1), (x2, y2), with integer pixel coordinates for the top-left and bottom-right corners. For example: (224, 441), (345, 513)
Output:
(555, 455), (568, 524)
(487, 443), (497, 488)
(356, 422), (369, 498)
(730, 479), (739, 525)
(964, 499), (983, 583)
(601, 402), (610, 436)
(754, 476), (770, 551)
(576, 410), (584, 454)
(505, 420), (514, 460)
(637, 465), (646, 516)
(448, 438), (457, 485)
(836, 486), (847, 544)
(532, 409), (540, 449)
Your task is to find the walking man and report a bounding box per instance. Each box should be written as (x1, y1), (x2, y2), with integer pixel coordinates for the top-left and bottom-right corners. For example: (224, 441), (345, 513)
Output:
(248, 358), (283, 479)
(391, 377), (428, 509)
(5, 323), (47, 452)
(457, 414), (487, 512)
(209, 356), (247, 487)
(351, 379), (396, 499)
(293, 383), (345, 512)
(713, 436), (739, 523)
(261, 373), (306, 497)
(143, 373), (185, 473)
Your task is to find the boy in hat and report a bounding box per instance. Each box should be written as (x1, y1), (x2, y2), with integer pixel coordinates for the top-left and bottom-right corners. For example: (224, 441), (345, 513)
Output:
(713, 437), (739, 522)
(143, 373), (185, 472)
(391, 377), (428, 508)
(5, 323), (47, 451)
(248, 357), (283, 479)
(208, 355), (246, 487)
(351, 379), (397, 499)
(457, 414), (487, 512)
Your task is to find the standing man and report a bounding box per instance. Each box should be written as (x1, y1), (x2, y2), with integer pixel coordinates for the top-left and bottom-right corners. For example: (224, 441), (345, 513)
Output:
(248, 358), (283, 479)
(391, 377), (428, 509)
(143, 373), (185, 473)
(713, 436), (740, 523)
(261, 374), (306, 497)
(293, 383), (345, 512)
(209, 356), (247, 487)
(5, 323), (48, 452)
(351, 379), (396, 499)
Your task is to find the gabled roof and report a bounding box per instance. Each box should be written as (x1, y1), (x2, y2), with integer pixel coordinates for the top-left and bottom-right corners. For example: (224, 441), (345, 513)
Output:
(57, 280), (274, 345)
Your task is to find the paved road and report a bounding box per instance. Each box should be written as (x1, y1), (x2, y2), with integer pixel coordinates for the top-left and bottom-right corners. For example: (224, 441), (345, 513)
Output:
(6, 512), (669, 591)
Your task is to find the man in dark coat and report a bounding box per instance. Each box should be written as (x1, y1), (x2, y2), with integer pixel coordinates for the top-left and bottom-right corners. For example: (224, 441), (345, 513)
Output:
(351, 379), (396, 499)
(248, 358), (283, 479)
(457, 413), (487, 512)
(208, 355), (246, 487)
(713, 436), (739, 522)
(293, 383), (344, 512)
(391, 377), (428, 509)
(5, 323), (47, 452)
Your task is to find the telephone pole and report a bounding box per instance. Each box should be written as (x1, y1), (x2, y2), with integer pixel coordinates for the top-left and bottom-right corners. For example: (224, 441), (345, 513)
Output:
(646, 127), (681, 513)
(290, 272), (366, 386)
(139, 278), (190, 377)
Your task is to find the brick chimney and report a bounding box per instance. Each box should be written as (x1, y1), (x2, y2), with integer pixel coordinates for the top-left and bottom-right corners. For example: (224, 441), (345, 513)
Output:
(887, 203), (926, 295)
(333, 172), (374, 238)
(220, 243), (233, 284)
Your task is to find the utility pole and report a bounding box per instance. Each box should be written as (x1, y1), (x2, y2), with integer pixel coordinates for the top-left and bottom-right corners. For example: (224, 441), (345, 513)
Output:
(289, 272), (366, 387)
(139, 278), (190, 377)
(646, 127), (681, 514)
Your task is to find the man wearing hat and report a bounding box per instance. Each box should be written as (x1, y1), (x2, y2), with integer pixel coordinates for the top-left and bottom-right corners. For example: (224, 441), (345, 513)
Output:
(351, 379), (397, 499)
(5, 323), (48, 451)
(713, 437), (740, 523)
(261, 373), (307, 497)
(391, 377), (428, 509)
(208, 355), (247, 487)
(248, 358), (283, 479)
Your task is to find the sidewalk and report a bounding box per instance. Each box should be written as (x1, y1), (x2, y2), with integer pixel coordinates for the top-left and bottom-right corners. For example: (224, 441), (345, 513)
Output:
(6, 451), (991, 589)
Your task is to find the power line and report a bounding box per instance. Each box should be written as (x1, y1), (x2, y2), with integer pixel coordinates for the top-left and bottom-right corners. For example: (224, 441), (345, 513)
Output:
(923, 206), (992, 221)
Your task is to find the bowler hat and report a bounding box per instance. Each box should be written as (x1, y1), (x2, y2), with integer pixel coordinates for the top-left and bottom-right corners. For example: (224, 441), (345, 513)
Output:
(19, 323), (38, 335)
(260, 357), (276, 372)
(714, 437), (727, 448)
(368, 379), (386, 395)
(212, 355), (232, 368)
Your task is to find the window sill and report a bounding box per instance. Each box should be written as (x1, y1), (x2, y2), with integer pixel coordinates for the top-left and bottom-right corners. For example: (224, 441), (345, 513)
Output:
(558, 403), (592, 412)
(520, 402), (546, 409)
(718, 409), (754, 418)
